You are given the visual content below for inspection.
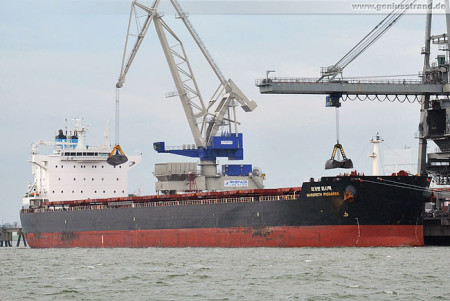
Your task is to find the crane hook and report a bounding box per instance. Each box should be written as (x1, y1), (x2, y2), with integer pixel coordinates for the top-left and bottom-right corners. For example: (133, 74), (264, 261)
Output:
(325, 106), (353, 169)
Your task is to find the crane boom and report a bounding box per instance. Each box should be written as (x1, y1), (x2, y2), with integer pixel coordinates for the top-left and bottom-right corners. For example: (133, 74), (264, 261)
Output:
(168, 0), (257, 143)
(116, 0), (159, 88)
(153, 16), (206, 147)
(116, 0), (257, 162)
(169, 0), (227, 85)
(318, 0), (417, 82)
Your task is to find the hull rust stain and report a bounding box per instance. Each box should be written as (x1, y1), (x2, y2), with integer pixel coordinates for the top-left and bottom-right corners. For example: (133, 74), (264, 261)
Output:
(25, 225), (423, 248)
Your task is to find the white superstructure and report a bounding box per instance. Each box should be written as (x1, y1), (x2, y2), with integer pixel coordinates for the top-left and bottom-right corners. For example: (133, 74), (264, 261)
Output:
(22, 119), (141, 208)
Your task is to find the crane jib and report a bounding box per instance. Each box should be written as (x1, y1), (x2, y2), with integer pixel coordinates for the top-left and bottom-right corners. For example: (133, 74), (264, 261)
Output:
(153, 134), (244, 161)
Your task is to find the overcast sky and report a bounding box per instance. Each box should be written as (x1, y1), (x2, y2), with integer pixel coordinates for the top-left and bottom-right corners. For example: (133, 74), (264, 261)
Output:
(1, 0), (447, 224)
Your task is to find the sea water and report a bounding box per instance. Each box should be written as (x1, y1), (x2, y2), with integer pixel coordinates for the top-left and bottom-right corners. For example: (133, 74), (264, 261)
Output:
(0, 247), (448, 300)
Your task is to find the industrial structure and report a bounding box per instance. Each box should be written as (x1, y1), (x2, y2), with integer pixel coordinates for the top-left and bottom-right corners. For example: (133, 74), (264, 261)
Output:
(256, 0), (450, 181)
(0, 226), (26, 247)
(256, 0), (450, 243)
(114, 0), (264, 194)
(19, 0), (438, 248)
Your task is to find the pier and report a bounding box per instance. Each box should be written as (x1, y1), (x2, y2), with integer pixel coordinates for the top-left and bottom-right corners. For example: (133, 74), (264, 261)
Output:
(0, 227), (27, 247)
(424, 217), (450, 246)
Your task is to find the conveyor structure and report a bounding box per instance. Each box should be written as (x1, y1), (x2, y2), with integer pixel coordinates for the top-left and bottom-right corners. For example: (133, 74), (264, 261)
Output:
(256, 0), (450, 179)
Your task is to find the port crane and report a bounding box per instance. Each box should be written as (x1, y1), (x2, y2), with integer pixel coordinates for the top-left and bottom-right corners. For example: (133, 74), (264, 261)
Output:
(115, 0), (263, 193)
(256, 0), (450, 178)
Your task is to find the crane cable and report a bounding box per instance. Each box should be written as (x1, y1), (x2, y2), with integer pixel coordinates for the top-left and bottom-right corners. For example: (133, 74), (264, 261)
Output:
(115, 88), (120, 146)
(336, 108), (340, 146)
(321, 0), (417, 81)
(336, 0), (416, 69)
(107, 88), (128, 166)
(325, 107), (354, 169)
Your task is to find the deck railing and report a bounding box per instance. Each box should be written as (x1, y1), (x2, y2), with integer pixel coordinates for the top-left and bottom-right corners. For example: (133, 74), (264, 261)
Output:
(255, 77), (426, 86)
(25, 194), (298, 213)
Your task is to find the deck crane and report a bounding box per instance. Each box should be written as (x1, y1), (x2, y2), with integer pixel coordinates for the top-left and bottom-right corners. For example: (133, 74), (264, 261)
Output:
(256, 0), (450, 177)
(115, 0), (262, 193)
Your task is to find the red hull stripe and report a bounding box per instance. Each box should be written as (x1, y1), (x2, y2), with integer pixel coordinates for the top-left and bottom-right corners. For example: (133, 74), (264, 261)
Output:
(25, 225), (424, 248)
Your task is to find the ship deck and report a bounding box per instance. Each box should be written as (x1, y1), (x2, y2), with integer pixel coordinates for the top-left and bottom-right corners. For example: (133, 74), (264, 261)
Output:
(22, 187), (303, 213)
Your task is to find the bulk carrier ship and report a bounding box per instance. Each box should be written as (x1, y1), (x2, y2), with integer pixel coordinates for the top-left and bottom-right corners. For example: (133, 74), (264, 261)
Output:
(19, 0), (433, 247)
(20, 120), (431, 248)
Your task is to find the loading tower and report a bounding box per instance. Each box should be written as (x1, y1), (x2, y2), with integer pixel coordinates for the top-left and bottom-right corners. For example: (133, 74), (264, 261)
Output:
(256, 0), (450, 182)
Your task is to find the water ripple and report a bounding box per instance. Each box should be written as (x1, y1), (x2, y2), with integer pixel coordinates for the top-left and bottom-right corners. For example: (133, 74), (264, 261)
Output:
(0, 247), (448, 300)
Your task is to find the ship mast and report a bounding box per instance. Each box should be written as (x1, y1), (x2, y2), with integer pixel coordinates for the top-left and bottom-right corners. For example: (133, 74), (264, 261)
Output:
(369, 133), (384, 176)
(417, 0), (433, 175)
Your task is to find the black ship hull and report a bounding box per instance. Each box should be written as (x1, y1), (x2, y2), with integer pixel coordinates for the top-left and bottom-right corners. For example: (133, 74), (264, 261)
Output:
(20, 175), (431, 247)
